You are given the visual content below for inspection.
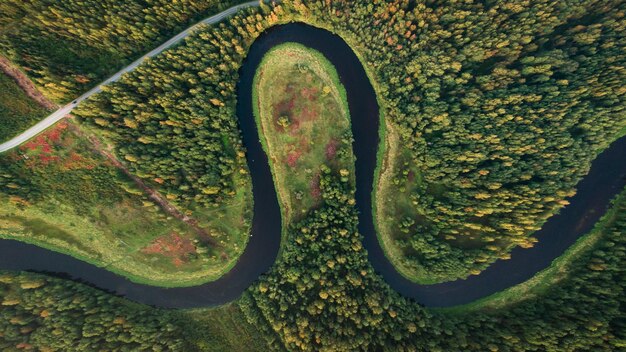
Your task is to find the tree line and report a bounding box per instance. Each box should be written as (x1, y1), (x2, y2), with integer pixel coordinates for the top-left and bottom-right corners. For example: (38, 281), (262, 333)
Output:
(0, 0), (247, 102)
(0, 272), (190, 350)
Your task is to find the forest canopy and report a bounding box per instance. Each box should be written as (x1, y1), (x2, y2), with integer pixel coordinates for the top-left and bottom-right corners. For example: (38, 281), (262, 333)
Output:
(0, 0), (247, 102)
(5, 0), (623, 283)
(0, 0), (624, 351)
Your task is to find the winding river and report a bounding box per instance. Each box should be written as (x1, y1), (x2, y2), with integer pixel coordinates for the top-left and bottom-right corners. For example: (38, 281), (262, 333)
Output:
(1, 23), (624, 309)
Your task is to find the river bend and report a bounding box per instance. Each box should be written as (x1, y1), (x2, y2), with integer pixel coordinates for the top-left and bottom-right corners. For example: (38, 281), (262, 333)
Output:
(0, 24), (624, 308)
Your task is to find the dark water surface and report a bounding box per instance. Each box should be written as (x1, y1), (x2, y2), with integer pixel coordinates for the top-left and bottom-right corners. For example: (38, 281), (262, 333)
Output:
(0, 23), (624, 308)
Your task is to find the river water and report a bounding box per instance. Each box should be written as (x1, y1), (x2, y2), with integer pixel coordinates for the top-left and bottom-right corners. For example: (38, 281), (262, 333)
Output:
(0, 23), (624, 308)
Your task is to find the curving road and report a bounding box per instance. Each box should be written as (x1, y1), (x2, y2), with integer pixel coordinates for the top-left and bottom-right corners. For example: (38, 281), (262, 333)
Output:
(0, 1), (260, 153)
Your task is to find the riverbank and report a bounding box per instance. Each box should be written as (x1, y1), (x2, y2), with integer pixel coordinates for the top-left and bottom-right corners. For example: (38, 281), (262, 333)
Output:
(440, 188), (626, 313)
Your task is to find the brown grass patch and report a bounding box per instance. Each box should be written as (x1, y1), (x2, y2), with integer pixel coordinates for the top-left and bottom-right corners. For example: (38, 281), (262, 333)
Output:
(141, 232), (197, 267)
(310, 172), (322, 200)
(325, 139), (339, 160)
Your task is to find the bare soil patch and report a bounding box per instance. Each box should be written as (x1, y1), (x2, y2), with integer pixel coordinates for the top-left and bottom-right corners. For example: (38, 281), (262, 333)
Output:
(0, 56), (56, 110)
(141, 232), (197, 267)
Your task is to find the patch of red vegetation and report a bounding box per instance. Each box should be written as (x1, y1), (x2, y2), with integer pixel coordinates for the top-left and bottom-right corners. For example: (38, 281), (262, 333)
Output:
(298, 107), (319, 124)
(37, 154), (60, 165)
(61, 151), (95, 170)
(290, 120), (302, 133)
(273, 84), (321, 135)
(45, 123), (65, 143)
(275, 85), (295, 111)
(275, 98), (296, 117)
(285, 138), (313, 167)
(325, 139), (339, 160)
(141, 232), (197, 267)
(407, 170), (416, 182)
(21, 122), (68, 166)
(20, 122), (97, 170)
(300, 87), (319, 101)
(310, 172), (322, 200)
(286, 150), (303, 167)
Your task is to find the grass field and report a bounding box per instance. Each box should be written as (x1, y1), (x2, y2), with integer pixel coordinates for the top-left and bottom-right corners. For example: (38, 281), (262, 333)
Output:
(0, 73), (50, 142)
(0, 121), (252, 286)
(182, 304), (270, 351)
(252, 43), (354, 226)
(438, 188), (626, 314)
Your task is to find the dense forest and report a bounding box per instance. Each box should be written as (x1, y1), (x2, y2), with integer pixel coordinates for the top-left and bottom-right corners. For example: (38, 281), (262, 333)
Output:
(0, 270), (272, 351)
(0, 74), (49, 141)
(6, 0), (623, 282)
(240, 169), (626, 351)
(0, 0), (625, 350)
(0, 271), (189, 350)
(1, 170), (624, 350)
(284, 0), (626, 282)
(0, 0), (246, 102)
